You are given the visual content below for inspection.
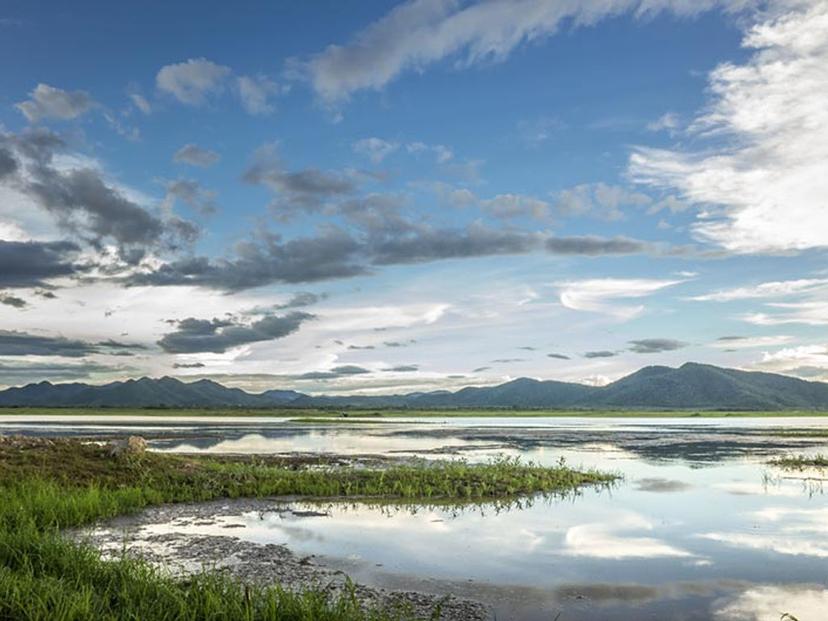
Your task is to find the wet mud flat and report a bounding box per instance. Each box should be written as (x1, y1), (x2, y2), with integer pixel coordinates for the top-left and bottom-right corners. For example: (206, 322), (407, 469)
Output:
(70, 498), (489, 621)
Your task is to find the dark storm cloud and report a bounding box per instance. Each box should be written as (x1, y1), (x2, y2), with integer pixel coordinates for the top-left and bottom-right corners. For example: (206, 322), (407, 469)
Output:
(276, 292), (327, 309)
(295, 365), (371, 380)
(158, 311), (314, 354)
(547, 353), (570, 360)
(472, 366), (491, 373)
(628, 339), (688, 354)
(0, 361), (115, 384)
(0, 128), (199, 264)
(0, 330), (150, 357)
(173, 362), (206, 369)
(519, 346), (537, 351)
(369, 225), (543, 265)
(243, 144), (357, 218)
(0, 330), (98, 357)
(126, 229), (366, 291)
(545, 235), (651, 256)
(385, 364), (419, 372)
(0, 147), (18, 178)
(0, 240), (85, 288)
(348, 344), (375, 350)
(583, 350), (618, 358)
(491, 358), (525, 363)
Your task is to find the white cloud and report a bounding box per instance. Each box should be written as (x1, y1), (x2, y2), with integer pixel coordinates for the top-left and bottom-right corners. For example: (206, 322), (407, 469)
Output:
(714, 585), (828, 621)
(236, 75), (281, 115)
(563, 513), (693, 559)
(173, 144), (220, 167)
(156, 58), (231, 106)
(16, 83), (96, 122)
(352, 137), (399, 163)
(646, 111), (680, 132)
(301, 0), (752, 102)
(481, 193), (550, 220)
(690, 278), (828, 302)
(630, 1), (828, 253)
(406, 141), (453, 163)
(742, 302), (828, 326)
(557, 277), (683, 320)
(129, 93), (152, 115)
(554, 183), (652, 220)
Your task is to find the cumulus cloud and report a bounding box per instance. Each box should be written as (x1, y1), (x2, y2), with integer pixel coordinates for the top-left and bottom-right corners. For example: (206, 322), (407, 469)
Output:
(481, 193), (551, 220)
(156, 58), (231, 105)
(630, 1), (828, 253)
(158, 311), (314, 354)
(300, 0), (750, 102)
(557, 277), (684, 320)
(0, 128), (199, 264)
(554, 182), (652, 220)
(353, 137), (399, 163)
(628, 338), (687, 353)
(173, 144), (220, 167)
(236, 75), (282, 115)
(164, 179), (218, 216)
(16, 83), (96, 122)
(243, 143), (357, 218)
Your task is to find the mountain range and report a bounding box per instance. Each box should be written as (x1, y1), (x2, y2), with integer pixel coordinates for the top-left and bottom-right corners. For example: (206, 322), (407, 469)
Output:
(1, 363), (827, 410)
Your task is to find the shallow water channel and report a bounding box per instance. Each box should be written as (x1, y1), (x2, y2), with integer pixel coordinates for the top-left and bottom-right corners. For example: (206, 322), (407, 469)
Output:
(4, 415), (828, 620)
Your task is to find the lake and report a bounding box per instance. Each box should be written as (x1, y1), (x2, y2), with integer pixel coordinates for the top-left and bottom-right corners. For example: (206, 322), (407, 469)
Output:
(4, 415), (828, 620)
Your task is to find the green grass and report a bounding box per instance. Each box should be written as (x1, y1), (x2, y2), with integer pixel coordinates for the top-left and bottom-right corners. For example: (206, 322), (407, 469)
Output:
(770, 454), (828, 469)
(0, 437), (613, 620)
(2, 406), (828, 418)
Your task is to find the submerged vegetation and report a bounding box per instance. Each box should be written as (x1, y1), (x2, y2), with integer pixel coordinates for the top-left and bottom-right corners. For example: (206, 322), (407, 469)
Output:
(0, 436), (613, 620)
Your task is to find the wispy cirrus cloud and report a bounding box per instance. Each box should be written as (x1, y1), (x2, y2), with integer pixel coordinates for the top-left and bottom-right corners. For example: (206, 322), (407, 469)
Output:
(557, 277), (684, 321)
(630, 1), (828, 254)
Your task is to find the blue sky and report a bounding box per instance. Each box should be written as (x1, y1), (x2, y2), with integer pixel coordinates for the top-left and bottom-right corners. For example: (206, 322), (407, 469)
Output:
(0, 0), (826, 393)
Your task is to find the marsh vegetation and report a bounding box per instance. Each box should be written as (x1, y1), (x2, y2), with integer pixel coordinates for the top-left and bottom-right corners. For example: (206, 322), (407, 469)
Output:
(0, 436), (612, 620)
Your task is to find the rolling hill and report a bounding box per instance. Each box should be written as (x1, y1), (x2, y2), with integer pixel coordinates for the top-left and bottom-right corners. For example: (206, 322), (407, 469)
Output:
(0, 363), (827, 410)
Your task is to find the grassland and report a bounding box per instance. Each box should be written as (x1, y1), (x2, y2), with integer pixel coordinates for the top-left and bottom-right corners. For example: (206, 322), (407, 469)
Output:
(0, 436), (613, 620)
(2, 406), (827, 418)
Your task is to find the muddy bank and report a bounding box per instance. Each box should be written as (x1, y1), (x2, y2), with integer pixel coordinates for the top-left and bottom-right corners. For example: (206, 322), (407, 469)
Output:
(71, 498), (490, 621)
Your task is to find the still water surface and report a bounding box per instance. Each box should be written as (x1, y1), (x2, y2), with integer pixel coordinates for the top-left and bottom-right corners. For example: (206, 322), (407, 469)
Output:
(4, 415), (828, 620)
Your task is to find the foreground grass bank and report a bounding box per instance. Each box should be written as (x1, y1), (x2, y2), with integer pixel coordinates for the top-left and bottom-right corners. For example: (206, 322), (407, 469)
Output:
(0, 436), (613, 620)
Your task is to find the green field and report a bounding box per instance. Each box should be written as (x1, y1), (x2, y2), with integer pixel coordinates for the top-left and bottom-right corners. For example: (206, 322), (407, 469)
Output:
(0, 436), (613, 620)
(2, 406), (827, 418)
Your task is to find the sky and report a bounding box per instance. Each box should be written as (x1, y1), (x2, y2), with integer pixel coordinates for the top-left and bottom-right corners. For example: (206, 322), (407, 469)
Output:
(0, 0), (826, 394)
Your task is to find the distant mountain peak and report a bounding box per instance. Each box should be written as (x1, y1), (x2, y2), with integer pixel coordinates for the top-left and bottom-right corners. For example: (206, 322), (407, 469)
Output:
(0, 364), (826, 410)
